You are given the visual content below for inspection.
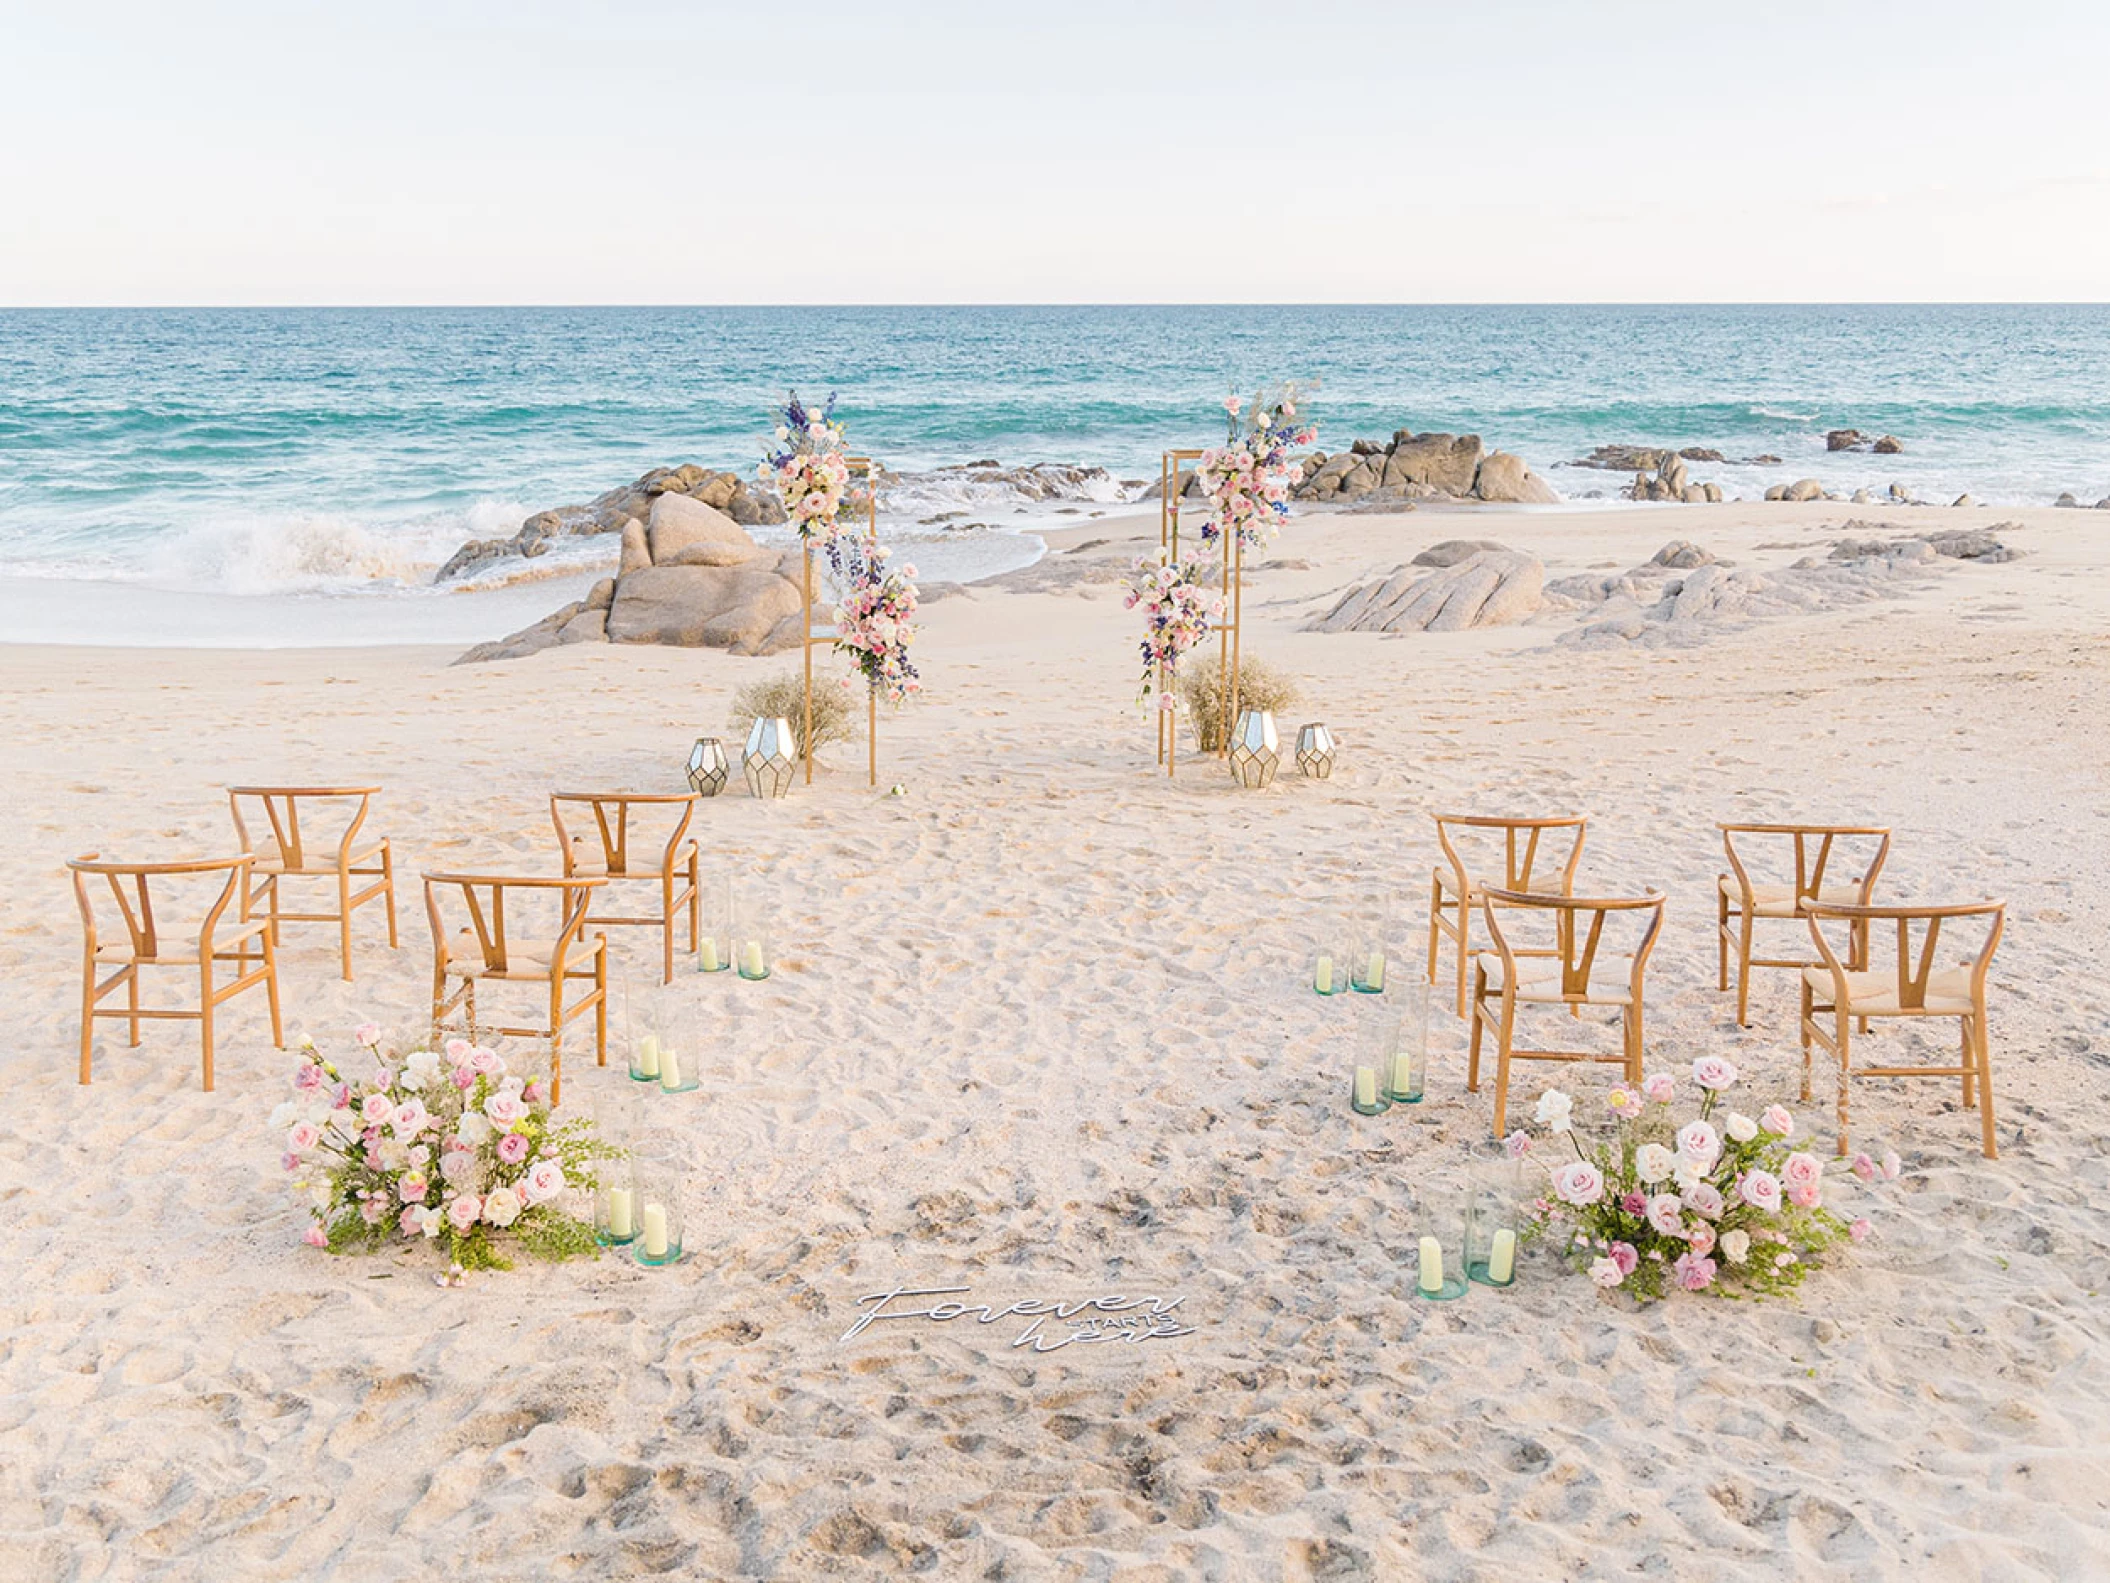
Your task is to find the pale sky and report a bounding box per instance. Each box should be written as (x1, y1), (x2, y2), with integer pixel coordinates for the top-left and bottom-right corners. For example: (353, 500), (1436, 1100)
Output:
(3, 0), (2107, 305)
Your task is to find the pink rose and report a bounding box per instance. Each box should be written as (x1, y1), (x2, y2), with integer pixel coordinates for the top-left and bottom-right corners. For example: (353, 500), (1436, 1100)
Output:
(1673, 1252), (1718, 1291)
(399, 1175), (429, 1204)
(497, 1132), (531, 1165)
(452, 1067), (476, 1090)
(1739, 1170), (1783, 1213)
(302, 1224), (328, 1247)
(1686, 1182), (1726, 1221)
(1787, 1179), (1821, 1209)
(1553, 1161), (1606, 1207)
(1646, 1194), (1685, 1236)
(446, 1195), (481, 1232)
(1760, 1105), (1795, 1137)
(332, 1082), (352, 1110)
(1609, 1242), (1639, 1276)
(1688, 1223), (1717, 1256)
(393, 1099), (431, 1137)
(1782, 1152), (1823, 1191)
(469, 1046), (503, 1075)
(281, 1152), (301, 1173)
(1621, 1192), (1648, 1216)
(1850, 1152), (1877, 1183)
(1641, 1074), (1675, 1105)
(444, 1037), (472, 1062)
(398, 1205), (423, 1236)
(484, 1092), (528, 1128)
(1691, 1056), (1739, 1091)
(520, 1081), (544, 1107)
(354, 1022), (382, 1046)
(1589, 1258), (1624, 1288)
(359, 1197), (387, 1226)
(522, 1159), (567, 1204)
(1849, 1218), (1872, 1243)
(1503, 1130), (1533, 1160)
(1677, 1120), (1721, 1167)
(1880, 1151), (1902, 1181)
(294, 1064), (323, 1091)
(360, 1094), (394, 1127)
(286, 1121), (321, 1154)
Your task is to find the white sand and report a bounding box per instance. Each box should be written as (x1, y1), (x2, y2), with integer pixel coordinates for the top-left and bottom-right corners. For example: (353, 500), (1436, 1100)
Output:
(1, 500), (2106, 1580)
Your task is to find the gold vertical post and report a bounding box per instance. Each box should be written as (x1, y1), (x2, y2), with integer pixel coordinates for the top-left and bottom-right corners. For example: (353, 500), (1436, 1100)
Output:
(1226, 534), (1243, 754)
(801, 544), (815, 785)
(868, 688), (877, 787)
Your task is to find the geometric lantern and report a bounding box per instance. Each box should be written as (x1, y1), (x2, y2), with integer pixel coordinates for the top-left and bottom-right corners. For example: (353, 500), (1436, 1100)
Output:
(742, 716), (797, 799)
(686, 736), (730, 797)
(1226, 708), (1281, 790)
(1295, 722), (1337, 780)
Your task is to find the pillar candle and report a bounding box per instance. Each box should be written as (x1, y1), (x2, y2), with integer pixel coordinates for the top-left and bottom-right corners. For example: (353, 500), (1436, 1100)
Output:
(1488, 1228), (1517, 1284)
(1388, 1049), (1416, 1097)
(1315, 954), (1334, 994)
(1417, 1235), (1444, 1294)
(1366, 951), (1386, 992)
(742, 939), (766, 978)
(1353, 1065), (1378, 1110)
(607, 1187), (633, 1241)
(658, 1049), (683, 1091)
(699, 937), (721, 973)
(641, 1203), (669, 1259)
(636, 1035), (660, 1079)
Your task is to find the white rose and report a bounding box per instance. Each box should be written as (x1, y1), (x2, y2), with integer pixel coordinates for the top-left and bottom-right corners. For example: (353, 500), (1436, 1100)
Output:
(1725, 1112), (1758, 1143)
(1535, 1090), (1574, 1133)
(456, 1113), (492, 1146)
(269, 1101), (298, 1129)
(1634, 1144), (1676, 1184)
(482, 1186), (523, 1227)
(1721, 1229), (1749, 1264)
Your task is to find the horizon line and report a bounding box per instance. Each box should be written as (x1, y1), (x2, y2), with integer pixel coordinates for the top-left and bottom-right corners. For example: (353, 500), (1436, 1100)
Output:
(5, 300), (2110, 313)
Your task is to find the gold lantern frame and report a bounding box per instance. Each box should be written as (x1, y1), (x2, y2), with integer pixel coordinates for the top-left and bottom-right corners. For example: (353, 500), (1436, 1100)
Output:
(801, 457), (885, 789)
(1155, 448), (1245, 779)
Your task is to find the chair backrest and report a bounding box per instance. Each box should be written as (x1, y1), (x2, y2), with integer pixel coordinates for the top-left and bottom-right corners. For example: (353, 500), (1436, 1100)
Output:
(1433, 813), (1587, 897)
(69, 853), (254, 959)
(1719, 822), (1890, 908)
(550, 792), (698, 878)
(228, 786), (380, 869)
(1806, 900), (2005, 1010)
(422, 872), (601, 976)
(1478, 885), (1666, 999)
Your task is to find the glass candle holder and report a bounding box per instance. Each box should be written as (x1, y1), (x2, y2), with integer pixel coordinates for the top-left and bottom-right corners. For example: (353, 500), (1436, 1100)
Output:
(654, 997), (699, 1094)
(1383, 980), (1429, 1103)
(736, 921), (772, 981)
(1350, 1050), (1391, 1116)
(1466, 1180), (1520, 1288)
(1351, 934), (1390, 994)
(623, 975), (663, 1083)
(1312, 943), (1350, 997)
(631, 1170), (684, 1266)
(696, 874), (732, 974)
(1414, 1193), (1469, 1301)
(594, 1156), (638, 1246)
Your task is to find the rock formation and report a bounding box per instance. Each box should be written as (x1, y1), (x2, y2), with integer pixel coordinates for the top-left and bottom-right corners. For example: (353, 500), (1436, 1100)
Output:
(1310, 548), (1544, 633)
(1292, 431), (1562, 506)
(1627, 451), (1724, 503)
(1827, 429), (1905, 454)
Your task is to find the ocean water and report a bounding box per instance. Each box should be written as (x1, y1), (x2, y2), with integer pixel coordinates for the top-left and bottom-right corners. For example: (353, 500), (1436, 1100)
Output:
(2, 305), (2106, 642)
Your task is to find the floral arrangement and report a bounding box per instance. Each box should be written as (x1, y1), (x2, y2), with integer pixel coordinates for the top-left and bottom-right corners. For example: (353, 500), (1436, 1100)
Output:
(834, 539), (922, 703)
(759, 390), (862, 550)
(275, 1025), (620, 1272)
(1193, 381), (1318, 552)
(1513, 1057), (1899, 1301)
(1125, 557), (1223, 709)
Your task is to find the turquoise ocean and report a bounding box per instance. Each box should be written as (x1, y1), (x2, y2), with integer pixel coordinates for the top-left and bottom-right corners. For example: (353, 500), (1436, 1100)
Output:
(2, 305), (2106, 642)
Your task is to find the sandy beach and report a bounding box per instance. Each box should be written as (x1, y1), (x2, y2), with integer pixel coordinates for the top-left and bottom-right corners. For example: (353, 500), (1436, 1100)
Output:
(2, 498), (2107, 1581)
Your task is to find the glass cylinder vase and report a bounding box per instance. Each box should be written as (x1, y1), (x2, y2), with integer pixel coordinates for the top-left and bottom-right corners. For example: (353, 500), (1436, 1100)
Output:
(1414, 1192), (1469, 1301)
(696, 873), (732, 973)
(594, 1155), (639, 1247)
(735, 920), (772, 981)
(623, 974), (663, 1083)
(1466, 1177), (1521, 1288)
(1350, 1047), (1391, 1116)
(1312, 938), (1350, 997)
(632, 1169), (685, 1266)
(1351, 931), (1391, 994)
(653, 995), (699, 1094)
(1383, 980), (1429, 1103)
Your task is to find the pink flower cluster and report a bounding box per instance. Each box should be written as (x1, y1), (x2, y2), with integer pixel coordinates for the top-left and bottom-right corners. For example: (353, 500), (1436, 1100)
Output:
(834, 544), (922, 703)
(1193, 385), (1316, 554)
(1124, 558), (1224, 707)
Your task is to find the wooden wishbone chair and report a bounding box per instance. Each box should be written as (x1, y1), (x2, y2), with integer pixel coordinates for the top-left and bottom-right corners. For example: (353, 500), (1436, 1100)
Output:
(1468, 885), (1665, 1137)
(228, 786), (399, 981)
(424, 871), (608, 1106)
(69, 852), (284, 1089)
(1427, 813), (1587, 1018)
(1718, 822), (1890, 1027)
(1801, 900), (2005, 1159)
(550, 791), (701, 984)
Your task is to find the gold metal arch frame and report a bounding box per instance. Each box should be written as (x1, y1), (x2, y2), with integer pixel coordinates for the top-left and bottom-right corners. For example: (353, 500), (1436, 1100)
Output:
(1156, 449), (1242, 779)
(802, 458), (883, 788)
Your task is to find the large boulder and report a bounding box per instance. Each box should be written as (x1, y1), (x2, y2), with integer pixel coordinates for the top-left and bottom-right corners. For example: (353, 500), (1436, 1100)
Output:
(1312, 549), (1544, 634)
(1384, 433), (1484, 495)
(1784, 478), (1824, 502)
(647, 492), (770, 567)
(617, 518), (651, 575)
(1872, 435), (1904, 454)
(605, 564), (803, 654)
(1473, 451), (1561, 504)
(1826, 429), (1866, 452)
(1412, 538), (1507, 568)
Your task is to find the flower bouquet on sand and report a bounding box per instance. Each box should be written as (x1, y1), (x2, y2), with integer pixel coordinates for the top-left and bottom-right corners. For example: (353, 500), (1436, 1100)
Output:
(1514, 1058), (1898, 1301)
(276, 1026), (621, 1271)
(760, 389), (864, 555)
(835, 540), (921, 703)
(1194, 381), (1317, 552)
(1125, 558), (1223, 710)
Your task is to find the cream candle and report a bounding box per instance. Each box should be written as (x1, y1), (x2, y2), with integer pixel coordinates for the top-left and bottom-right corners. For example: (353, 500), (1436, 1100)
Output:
(1488, 1228), (1517, 1284)
(1388, 1049), (1415, 1096)
(1366, 951), (1386, 992)
(742, 940), (765, 978)
(699, 937), (721, 973)
(641, 1203), (669, 1259)
(607, 1187), (634, 1241)
(658, 1049), (682, 1091)
(636, 1034), (660, 1079)
(1315, 954), (1334, 994)
(1353, 1065), (1378, 1110)
(1417, 1235), (1444, 1294)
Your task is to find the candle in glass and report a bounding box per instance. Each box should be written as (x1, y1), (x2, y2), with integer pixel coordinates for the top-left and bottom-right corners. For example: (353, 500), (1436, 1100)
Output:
(658, 1046), (683, 1092)
(1416, 1236), (1444, 1295)
(608, 1188), (634, 1241)
(636, 1034), (661, 1080)
(641, 1203), (669, 1259)
(1488, 1229), (1517, 1284)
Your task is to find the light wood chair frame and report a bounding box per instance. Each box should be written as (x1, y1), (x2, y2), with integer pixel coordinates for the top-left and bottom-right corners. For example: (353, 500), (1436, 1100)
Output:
(1468, 885), (1665, 1137)
(228, 786), (399, 982)
(424, 872), (609, 1107)
(70, 852), (284, 1089)
(1800, 900), (2005, 1159)
(1718, 822), (1890, 1027)
(550, 791), (701, 985)
(1427, 813), (1588, 1018)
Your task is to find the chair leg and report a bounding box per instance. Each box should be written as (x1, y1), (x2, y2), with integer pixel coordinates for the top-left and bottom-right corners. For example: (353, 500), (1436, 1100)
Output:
(127, 965), (142, 1047)
(661, 878), (676, 986)
(1975, 1011), (1997, 1160)
(382, 843), (400, 949)
(1490, 998), (1517, 1137)
(1734, 914), (1755, 1028)
(1798, 980), (1814, 1103)
(1425, 875), (1443, 989)
(264, 931), (285, 1048)
(1959, 1018), (1976, 1109)
(1716, 893), (1728, 992)
(594, 943), (608, 1068)
(339, 868), (355, 981)
(79, 953), (98, 1085)
(1466, 962), (1487, 1092)
(1833, 1010), (1852, 1157)
(1454, 899), (1471, 1020)
(199, 962), (216, 1093)
(430, 960), (449, 1047)
(1624, 1003), (1643, 1085)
